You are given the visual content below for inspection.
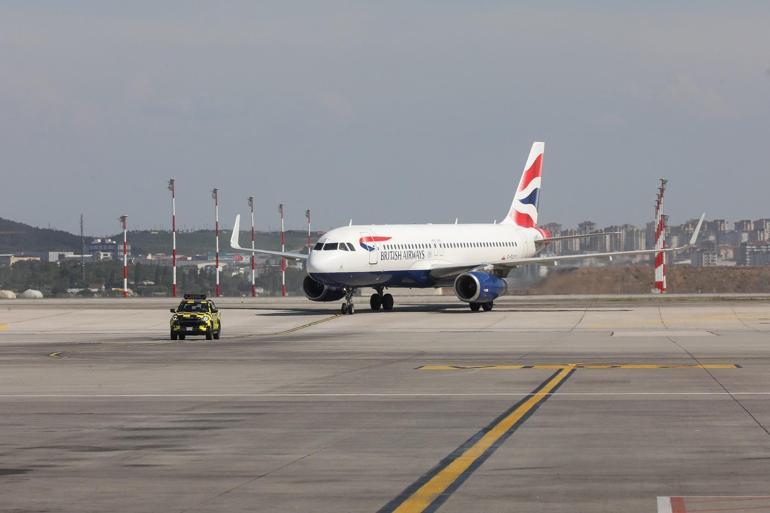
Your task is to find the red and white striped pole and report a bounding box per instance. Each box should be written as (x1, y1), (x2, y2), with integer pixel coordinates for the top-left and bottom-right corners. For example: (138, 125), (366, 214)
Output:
(654, 179), (667, 293)
(279, 203), (286, 297)
(248, 196), (256, 297)
(212, 188), (221, 297)
(120, 215), (128, 298)
(168, 179), (177, 297)
(305, 209), (311, 252)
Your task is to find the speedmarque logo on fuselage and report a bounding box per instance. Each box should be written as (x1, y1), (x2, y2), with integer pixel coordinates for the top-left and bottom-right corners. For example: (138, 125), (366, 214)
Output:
(359, 236), (392, 251)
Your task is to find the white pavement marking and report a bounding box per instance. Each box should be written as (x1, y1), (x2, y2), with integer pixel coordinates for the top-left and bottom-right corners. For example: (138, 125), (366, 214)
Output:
(657, 497), (673, 513)
(0, 392), (769, 399)
(612, 330), (715, 337)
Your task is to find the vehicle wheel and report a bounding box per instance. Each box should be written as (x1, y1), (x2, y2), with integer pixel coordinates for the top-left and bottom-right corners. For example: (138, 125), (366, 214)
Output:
(482, 302), (493, 312)
(382, 294), (394, 311)
(469, 302), (481, 312)
(341, 303), (348, 315)
(179, 334), (186, 340)
(170, 330), (178, 341)
(213, 328), (221, 340)
(205, 328), (213, 340)
(370, 294), (382, 311)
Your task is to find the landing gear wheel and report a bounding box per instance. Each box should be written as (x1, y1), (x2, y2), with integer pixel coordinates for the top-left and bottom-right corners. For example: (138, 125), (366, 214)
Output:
(382, 293), (394, 311)
(341, 288), (357, 314)
(469, 302), (481, 312)
(370, 293), (382, 311)
(205, 328), (213, 340)
(170, 330), (178, 341)
(482, 302), (493, 312)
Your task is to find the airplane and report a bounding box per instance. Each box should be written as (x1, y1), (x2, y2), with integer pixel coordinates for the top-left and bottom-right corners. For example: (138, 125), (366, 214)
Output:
(230, 142), (704, 314)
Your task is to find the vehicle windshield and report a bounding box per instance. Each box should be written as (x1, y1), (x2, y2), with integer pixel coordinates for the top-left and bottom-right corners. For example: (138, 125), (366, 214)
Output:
(177, 302), (209, 313)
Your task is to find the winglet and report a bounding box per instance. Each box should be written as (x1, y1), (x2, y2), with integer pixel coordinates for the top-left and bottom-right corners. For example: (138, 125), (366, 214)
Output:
(688, 213), (706, 247)
(230, 215), (242, 250)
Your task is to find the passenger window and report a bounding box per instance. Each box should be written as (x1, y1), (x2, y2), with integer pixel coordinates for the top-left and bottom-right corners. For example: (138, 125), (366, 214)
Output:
(314, 242), (323, 250)
(323, 243), (338, 250)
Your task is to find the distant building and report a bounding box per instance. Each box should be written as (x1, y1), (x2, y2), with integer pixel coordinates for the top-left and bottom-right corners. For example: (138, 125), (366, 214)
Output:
(88, 239), (129, 260)
(562, 229), (580, 253)
(737, 242), (770, 266)
(625, 228), (646, 251)
(754, 219), (770, 232)
(692, 240), (718, 267)
(734, 219), (754, 232)
(0, 254), (41, 266)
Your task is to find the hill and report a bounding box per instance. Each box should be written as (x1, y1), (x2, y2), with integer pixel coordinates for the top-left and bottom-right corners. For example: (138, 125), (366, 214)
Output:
(0, 217), (82, 253)
(0, 216), (321, 256)
(107, 229), (320, 256)
(524, 265), (770, 294)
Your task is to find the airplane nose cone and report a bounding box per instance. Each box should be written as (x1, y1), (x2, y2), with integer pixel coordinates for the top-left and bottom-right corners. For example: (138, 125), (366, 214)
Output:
(307, 250), (342, 275)
(307, 252), (320, 274)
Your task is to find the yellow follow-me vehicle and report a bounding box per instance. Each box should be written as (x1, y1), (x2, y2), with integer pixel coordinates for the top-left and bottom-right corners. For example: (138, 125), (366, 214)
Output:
(170, 294), (222, 340)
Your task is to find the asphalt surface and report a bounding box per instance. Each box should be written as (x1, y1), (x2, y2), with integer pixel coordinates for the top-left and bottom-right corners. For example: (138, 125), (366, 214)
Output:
(1, 296), (769, 513)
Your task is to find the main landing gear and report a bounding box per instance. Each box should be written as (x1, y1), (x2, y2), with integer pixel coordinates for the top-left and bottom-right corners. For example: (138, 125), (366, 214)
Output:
(469, 301), (494, 312)
(369, 287), (394, 312)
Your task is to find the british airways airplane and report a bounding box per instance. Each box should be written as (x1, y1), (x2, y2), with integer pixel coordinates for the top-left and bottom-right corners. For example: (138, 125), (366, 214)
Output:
(231, 142), (704, 314)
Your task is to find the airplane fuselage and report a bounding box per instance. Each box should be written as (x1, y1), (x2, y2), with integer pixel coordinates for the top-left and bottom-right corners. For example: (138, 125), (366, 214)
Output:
(307, 223), (546, 289)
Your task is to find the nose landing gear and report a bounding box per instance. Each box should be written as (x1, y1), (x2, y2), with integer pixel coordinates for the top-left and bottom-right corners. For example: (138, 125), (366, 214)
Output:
(341, 289), (356, 315)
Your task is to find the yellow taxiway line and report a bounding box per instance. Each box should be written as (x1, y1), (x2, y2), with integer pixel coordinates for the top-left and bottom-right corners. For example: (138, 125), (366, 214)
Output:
(417, 363), (740, 371)
(273, 314), (340, 336)
(379, 366), (575, 513)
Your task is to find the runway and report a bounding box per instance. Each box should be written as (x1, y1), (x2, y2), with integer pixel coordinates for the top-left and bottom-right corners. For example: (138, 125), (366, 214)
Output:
(1, 296), (769, 513)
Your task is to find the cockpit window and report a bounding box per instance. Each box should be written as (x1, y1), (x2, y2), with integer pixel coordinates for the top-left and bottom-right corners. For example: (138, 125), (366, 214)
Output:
(314, 242), (324, 250)
(323, 242), (338, 250)
(347, 243), (355, 251)
(340, 243), (349, 251)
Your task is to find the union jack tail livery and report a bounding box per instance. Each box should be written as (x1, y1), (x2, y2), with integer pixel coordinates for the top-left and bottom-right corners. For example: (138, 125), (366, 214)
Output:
(502, 142), (544, 228)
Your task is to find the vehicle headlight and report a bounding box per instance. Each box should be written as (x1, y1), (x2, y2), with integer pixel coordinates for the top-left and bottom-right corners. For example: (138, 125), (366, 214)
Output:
(171, 315), (178, 322)
(202, 315), (210, 322)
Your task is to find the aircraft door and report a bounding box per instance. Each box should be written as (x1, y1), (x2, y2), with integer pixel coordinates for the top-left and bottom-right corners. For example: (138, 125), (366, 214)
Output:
(432, 239), (444, 257)
(361, 232), (379, 265)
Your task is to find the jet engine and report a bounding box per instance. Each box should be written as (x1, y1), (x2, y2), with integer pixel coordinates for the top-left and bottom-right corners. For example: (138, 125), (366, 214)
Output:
(302, 276), (346, 302)
(454, 271), (507, 303)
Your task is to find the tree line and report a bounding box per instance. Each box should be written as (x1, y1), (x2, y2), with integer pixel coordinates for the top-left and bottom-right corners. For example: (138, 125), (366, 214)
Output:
(0, 260), (306, 297)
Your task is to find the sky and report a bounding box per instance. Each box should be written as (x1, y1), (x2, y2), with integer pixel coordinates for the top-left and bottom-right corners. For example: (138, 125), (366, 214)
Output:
(1, 1), (769, 235)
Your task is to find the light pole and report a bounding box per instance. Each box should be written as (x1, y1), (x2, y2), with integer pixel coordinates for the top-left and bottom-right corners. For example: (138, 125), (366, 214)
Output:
(279, 203), (286, 297)
(212, 188), (221, 297)
(119, 215), (128, 298)
(168, 179), (177, 297)
(654, 179), (667, 294)
(306, 209), (311, 252)
(248, 196), (256, 297)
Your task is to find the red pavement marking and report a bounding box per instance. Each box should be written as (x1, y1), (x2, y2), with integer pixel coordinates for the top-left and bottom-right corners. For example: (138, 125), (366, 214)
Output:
(679, 497), (770, 513)
(672, 497), (688, 513)
(687, 507), (770, 513)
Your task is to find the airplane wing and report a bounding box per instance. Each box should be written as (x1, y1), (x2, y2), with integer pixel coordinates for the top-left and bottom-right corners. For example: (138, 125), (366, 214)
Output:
(229, 215), (309, 261)
(498, 213), (705, 268)
(535, 231), (621, 247)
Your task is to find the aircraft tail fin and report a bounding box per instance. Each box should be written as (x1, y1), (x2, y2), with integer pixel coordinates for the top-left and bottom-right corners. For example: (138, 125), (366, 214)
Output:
(501, 142), (544, 227)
